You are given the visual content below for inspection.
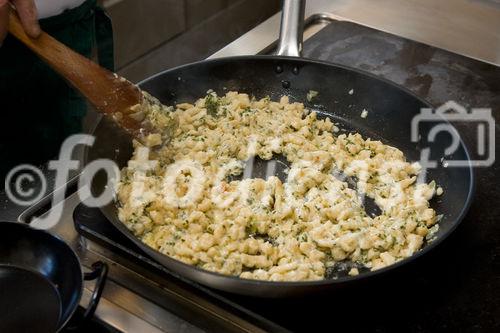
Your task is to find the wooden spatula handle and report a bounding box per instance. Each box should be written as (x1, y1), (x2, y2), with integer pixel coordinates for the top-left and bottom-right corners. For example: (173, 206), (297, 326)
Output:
(8, 11), (142, 129)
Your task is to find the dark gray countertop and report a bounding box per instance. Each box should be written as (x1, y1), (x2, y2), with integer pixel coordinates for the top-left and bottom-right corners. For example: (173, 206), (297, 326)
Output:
(226, 20), (499, 333)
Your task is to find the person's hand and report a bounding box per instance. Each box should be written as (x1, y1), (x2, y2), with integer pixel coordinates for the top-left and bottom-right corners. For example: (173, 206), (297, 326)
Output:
(0, 0), (40, 44)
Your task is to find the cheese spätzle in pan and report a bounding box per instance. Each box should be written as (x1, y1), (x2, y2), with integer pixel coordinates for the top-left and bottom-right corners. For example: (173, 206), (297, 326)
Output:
(116, 91), (441, 281)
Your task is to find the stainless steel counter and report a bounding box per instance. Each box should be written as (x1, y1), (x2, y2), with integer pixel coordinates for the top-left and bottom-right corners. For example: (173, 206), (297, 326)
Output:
(210, 0), (500, 66)
(31, 191), (203, 333)
(30, 191), (279, 333)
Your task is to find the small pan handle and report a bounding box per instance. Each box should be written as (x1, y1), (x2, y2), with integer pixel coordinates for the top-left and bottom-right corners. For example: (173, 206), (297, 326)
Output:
(275, 0), (306, 57)
(82, 261), (108, 321)
(66, 261), (108, 331)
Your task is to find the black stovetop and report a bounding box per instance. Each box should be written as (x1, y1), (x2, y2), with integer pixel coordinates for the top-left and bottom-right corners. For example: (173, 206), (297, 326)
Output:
(75, 21), (500, 332)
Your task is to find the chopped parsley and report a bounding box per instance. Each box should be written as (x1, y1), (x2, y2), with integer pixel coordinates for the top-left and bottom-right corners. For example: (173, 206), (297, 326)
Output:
(205, 93), (220, 116)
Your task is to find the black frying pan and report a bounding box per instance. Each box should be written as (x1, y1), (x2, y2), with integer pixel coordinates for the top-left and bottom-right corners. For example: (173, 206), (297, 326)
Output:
(0, 222), (108, 332)
(86, 0), (474, 297)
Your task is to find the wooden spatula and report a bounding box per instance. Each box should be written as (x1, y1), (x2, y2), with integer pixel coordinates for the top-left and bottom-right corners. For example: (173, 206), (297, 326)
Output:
(7, 11), (145, 136)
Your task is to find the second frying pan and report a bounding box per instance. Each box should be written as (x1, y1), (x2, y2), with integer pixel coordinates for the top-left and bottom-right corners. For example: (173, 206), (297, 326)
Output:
(0, 222), (108, 331)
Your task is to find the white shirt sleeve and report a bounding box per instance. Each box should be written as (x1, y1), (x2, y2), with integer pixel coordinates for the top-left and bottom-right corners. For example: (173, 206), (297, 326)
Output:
(35, 0), (87, 19)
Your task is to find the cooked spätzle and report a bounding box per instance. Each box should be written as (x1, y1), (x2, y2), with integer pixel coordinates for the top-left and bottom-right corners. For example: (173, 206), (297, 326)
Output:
(116, 91), (440, 281)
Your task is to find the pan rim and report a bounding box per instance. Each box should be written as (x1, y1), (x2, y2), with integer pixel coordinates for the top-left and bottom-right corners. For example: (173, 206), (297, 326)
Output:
(105, 55), (476, 289)
(0, 221), (85, 329)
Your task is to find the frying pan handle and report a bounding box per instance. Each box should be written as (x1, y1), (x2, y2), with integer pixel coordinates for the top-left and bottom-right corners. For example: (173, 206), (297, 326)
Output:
(82, 261), (108, 321)
(275, 0), (306, 57)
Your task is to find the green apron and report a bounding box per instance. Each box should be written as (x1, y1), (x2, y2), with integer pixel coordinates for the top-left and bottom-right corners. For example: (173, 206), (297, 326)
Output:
(0, 0), (113, 181)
